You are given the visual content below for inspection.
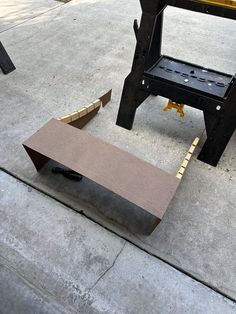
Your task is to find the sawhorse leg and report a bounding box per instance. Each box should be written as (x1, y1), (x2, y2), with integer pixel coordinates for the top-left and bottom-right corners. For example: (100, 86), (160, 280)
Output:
(198, 80), (236, 166)
(0, 42), (16, 74)
(116, 2), (164, 130)
(198, 115), (235, 166)
(116, 74), (150, 130)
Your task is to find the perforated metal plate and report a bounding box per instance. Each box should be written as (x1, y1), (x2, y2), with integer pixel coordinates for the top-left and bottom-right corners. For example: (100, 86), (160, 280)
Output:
(146, 56), (234, 98)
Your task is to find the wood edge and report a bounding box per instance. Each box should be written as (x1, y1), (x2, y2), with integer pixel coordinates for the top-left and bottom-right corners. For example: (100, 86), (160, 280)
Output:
(58, 89), (112, 124)
(146, 217), (161, 235)
(176, 137), (200, 180)
(99, 89), (112, 107)
(68, 107), (100, 129)
(23, 145), (50, 171)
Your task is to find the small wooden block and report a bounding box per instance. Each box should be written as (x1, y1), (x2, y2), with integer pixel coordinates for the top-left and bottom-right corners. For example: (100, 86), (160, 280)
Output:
(193, 137), (200, 146)
(93, 99), (101, 109)
(182, 159), (188, 168)
(185, 153), (192, 161)
(189, 145), (196, 154)
(178, 166), (185, 175)
(78, 108), (87, 118)
(86, 103), (95, 113)
(70, 112), (79, 122)
(176, 173), (182, 180)
(59, 115), (71, 123)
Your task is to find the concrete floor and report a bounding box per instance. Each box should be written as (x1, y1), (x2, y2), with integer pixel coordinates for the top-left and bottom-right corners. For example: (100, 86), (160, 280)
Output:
(0, 0), (236, 312)
(1, 169), (236, 314)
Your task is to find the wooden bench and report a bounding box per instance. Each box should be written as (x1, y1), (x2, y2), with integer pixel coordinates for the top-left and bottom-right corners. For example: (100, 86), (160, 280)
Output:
(23, 118), (180, 231)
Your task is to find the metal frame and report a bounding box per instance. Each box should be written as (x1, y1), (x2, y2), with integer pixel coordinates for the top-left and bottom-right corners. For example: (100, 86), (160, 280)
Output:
(0, 41), (16, 74)
(116, 0), (236, 167)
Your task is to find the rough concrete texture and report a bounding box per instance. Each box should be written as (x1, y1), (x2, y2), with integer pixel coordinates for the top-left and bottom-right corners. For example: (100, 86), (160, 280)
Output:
(0, 0), (235, 304)
(0, 0), (62, 32)
(1, 170), (236, 314)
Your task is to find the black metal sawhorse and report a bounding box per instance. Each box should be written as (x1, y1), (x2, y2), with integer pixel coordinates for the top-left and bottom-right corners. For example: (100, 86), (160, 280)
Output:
(0, 41), (16, 74)
(116, 0), (236, 167)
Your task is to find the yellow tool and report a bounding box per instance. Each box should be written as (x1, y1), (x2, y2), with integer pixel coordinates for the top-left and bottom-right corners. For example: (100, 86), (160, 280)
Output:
(163, 100), (185, 118)
(199, 0), (236, 9)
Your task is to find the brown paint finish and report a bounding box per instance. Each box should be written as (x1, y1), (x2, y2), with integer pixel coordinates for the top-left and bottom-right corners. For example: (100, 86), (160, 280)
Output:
(23, 146), (50, 171)
(99, 89), (112, 107)
(23, 119), (180, 220)
(68, 107), (100, 129)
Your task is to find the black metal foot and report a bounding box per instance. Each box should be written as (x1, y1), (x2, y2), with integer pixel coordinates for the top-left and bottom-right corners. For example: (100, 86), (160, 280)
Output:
(0, 42), (16, 75)
(116, 105), (136, 130)
(116, 76), (138, 130)
(116, 74), (151, 130)
(198, 117), (235, 167)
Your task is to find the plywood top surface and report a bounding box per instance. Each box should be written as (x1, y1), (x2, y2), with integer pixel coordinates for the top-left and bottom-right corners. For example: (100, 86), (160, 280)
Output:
(24, 119), (180, 219)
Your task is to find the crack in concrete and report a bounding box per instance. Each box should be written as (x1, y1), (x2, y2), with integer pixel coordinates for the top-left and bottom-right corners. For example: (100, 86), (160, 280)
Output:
(0, 4), (64, 34)
(8, 6), (63, 46)
(1, 167), (236, 304)
(89, 242), (126, 292)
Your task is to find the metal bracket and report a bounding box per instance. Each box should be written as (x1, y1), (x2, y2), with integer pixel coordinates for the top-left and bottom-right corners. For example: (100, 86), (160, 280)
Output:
(163, 100), (185, 118)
